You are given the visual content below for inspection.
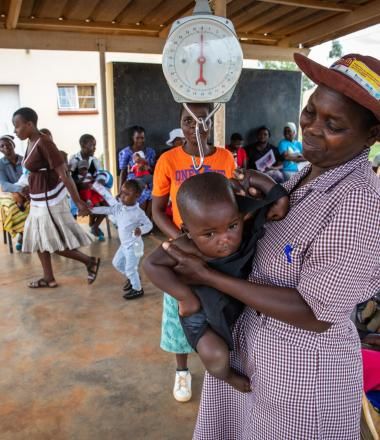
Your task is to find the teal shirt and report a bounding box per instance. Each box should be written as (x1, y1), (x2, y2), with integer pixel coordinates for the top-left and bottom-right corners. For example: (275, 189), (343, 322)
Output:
(278, 139), (303, 172)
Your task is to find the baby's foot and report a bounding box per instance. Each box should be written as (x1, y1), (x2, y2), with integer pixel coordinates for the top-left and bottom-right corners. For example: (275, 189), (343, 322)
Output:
(226, 371), (251, 393)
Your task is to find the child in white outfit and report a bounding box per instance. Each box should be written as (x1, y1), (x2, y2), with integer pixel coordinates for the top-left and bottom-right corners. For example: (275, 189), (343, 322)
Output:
(92, 179), (152, 299)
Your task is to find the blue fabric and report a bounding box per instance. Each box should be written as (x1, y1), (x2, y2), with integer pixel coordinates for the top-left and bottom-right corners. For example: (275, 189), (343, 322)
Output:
(112, 245), (142, 291)
(0, 155), (23, 193)
(118, 146), (156, 171)
(95, 170), (113, 189)
(366, 391), (380, 410)
(278, 139), (303, 172)
(160, 293), (194, 354)
(118, 146), (156, 204)
(68, 197), (78, 217)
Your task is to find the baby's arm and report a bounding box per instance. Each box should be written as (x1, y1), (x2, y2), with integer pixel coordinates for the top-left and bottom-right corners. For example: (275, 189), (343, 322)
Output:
(91, 205), (114, 216)
(143, 236), (202, 316)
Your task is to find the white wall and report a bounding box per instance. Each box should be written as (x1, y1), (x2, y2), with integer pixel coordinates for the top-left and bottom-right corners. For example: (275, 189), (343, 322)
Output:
(0, 49), (103, 158)
(0, 49), (261, 160)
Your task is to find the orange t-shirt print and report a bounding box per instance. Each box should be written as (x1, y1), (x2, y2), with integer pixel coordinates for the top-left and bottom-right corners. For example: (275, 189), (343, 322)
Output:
(152, 146), (236, 228)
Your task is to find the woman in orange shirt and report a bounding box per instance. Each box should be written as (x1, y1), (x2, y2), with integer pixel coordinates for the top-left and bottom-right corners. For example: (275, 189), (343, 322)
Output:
(152, 103), (235, 403)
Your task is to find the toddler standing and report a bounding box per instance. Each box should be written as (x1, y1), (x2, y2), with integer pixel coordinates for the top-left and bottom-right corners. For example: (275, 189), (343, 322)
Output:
(92, 180), (152, 299)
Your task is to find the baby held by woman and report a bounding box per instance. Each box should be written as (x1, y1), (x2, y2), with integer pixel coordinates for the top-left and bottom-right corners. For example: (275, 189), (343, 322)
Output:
(144, 172), (288, 392)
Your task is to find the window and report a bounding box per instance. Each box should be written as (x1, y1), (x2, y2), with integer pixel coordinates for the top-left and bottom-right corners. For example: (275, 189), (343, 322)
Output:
(57, 84), (97, 113)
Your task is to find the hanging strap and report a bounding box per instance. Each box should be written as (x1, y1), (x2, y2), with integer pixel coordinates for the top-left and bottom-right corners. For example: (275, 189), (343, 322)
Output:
(182, 103), (221, 171)
(42, 169), (66, 244)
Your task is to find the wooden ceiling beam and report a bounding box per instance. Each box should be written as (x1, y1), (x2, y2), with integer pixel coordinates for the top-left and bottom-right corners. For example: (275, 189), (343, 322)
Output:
(262, 7), (318, 34)
(141, 0), (169, 23)
(304, 14), (380, 47)
(17, 17), (160, 34)
(278, 0), (380, 46)
(30, 0), (45, 18)
(227, 0), (258, 20)
(6, 0), (22, 29)
(238, 32), (280, 41)
(87, 0), (104, 21)
(276, 10), (336, 37)
(256, 0), (355, 12)
(60, 0), (77, 20)
(158, 2), (194, 37)
(239, 5), (293, 32)
(112, 0), (135, 24)
(0, 27), (310, 60)
(232, 2), (274, 27)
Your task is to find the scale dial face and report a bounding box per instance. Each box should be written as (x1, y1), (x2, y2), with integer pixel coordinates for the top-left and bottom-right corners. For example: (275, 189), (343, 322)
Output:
(162, 17), (243, 102)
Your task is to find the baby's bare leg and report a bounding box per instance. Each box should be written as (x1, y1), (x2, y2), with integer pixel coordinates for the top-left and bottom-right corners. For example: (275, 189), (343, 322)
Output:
(196, 328), (251, 393)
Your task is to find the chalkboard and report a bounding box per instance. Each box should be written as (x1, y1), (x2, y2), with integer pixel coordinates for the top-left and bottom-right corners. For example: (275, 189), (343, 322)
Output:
(226, 69), (302, 146)
(112, 63), (302, 164)
(113, 62), (181, 159)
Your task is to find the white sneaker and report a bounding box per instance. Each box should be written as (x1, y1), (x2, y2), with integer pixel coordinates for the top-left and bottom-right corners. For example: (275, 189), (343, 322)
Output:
(173, 370), (192, 402)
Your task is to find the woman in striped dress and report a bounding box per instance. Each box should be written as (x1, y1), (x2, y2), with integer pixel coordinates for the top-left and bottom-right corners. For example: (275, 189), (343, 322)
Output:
(162, 53), (380, 439)
(12, 107), (100, 288)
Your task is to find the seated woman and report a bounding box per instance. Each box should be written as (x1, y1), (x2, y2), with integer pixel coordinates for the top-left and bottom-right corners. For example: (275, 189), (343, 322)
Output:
(69, 134), (106, 240)
(118, 126), (156, 218)
(246, 126), (284, 183)
(226, 133), (247, 169)
(0, 135), (29, 250)
(277, 122), (307, 180)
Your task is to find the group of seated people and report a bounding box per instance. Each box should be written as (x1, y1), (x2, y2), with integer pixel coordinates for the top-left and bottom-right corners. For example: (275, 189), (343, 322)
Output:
(0, 124), (183, 246)
(226, 122), (308, 183)
(0, 120), (374, 247)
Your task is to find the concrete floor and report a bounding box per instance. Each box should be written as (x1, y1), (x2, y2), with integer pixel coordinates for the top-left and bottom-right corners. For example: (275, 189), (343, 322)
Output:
(0, 226), (203, 440)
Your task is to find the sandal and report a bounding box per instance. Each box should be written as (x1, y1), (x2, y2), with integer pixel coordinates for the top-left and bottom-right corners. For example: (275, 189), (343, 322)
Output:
(28, 278), (58, 289)
(123, 288), (144, 300)
(87, 257), (101, 284)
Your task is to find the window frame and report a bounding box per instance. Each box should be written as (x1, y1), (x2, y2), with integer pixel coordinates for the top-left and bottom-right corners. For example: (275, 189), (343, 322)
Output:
(57, 83), (98, 115)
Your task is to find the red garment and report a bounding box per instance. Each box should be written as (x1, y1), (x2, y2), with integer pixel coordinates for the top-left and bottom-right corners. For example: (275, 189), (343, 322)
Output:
(362, 348), (380, 392)
(79, 188), (103, 207)
(132, 163), (151, 177)
(226, 145), (247, 168)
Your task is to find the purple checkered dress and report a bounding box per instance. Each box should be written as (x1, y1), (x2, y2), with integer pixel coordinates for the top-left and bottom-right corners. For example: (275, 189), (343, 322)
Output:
(194, 149), (380, 440)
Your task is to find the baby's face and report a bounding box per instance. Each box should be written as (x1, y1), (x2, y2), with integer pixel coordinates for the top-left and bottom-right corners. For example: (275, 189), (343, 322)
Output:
(79, 167), (88, 176)
(183, 200), (243, 259)
(119, 186), (140, 206)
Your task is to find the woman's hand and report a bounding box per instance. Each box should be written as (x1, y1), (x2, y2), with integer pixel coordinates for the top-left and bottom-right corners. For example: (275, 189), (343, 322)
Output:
(231, 169), (269, 197)
(76, 199), (92, 216)
(162, 241), (209, 285)
(231, 169), (289, 220)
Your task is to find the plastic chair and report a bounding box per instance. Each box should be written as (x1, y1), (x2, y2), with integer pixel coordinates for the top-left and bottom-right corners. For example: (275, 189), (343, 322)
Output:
(361, 393), (379, 440)
(106, 217), (112, 239)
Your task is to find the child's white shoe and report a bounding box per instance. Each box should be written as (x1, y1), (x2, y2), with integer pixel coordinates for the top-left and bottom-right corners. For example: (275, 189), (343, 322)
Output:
(173, 370), (192, 402)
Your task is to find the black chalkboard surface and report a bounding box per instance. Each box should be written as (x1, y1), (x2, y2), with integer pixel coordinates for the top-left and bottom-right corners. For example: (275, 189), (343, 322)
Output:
(112, 62), (302, 165)
(113, 62), (181, 159)
(226, 68), (302, 146)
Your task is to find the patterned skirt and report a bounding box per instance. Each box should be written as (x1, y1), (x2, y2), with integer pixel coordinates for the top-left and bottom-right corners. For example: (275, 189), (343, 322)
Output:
(0, 193), (29, 236)
(22, 198), (92, 253)
(160, 293), (194, 354)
